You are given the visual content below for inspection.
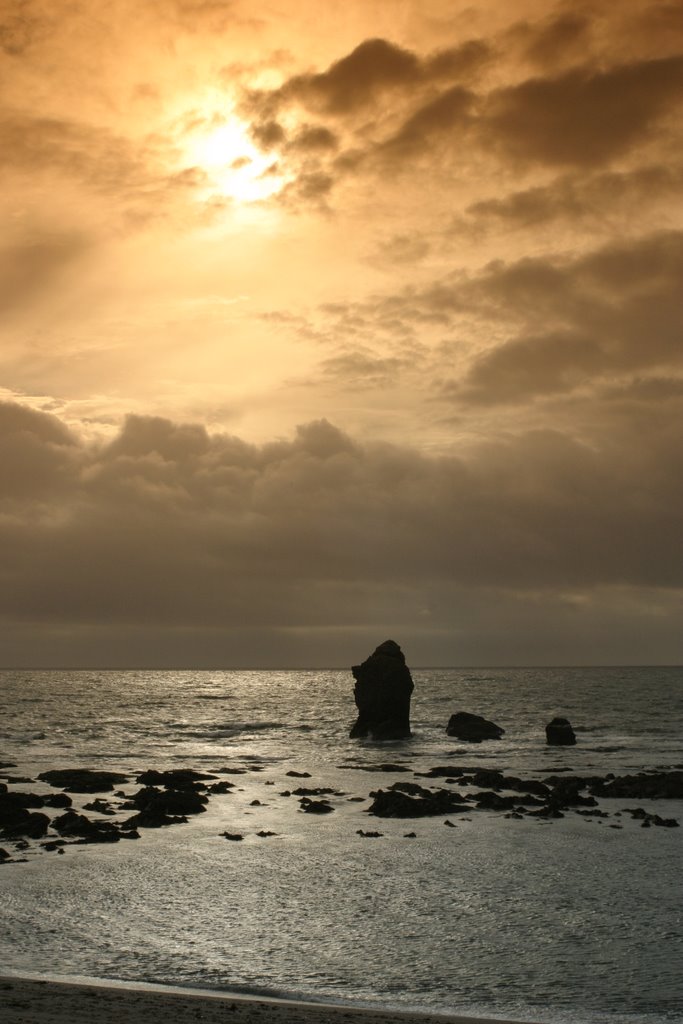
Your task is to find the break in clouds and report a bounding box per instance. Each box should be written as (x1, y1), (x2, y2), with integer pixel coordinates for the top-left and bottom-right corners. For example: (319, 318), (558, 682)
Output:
(1, 400), (681, 666)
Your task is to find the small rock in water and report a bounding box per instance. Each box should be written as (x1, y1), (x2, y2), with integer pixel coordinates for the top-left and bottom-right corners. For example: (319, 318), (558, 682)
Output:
(83, 799), (117, 815)
(256, 830), (278, 838)
(299, 798), (334, 814)
(356, 830), (383, 837)
(545, 717), (577, 746)
(207, 781), (235, 794)
(286, 770), (312, 778)
(445, 712), (505, 742)
(221, 832), (244, 841)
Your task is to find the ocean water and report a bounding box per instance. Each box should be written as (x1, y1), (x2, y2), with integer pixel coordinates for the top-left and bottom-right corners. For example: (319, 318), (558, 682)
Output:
(1, 665), (682, 1023)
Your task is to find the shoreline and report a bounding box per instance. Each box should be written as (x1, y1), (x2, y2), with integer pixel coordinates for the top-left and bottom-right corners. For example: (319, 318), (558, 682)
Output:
(0, 974), (545, 1024)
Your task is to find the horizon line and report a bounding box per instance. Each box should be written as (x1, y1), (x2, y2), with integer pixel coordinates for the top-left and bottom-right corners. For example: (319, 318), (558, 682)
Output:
(1, 663), (681, 671)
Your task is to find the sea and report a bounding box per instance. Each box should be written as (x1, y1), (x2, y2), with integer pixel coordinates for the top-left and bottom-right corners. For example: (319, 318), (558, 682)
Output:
(1, 665), (682, 1024)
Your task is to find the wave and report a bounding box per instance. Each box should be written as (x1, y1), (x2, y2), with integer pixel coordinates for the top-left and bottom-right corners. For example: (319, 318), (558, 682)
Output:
(169, 721), (284, 739)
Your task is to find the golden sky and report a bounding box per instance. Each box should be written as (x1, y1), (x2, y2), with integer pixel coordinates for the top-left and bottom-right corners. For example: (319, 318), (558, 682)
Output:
(1, 0), (682, 666)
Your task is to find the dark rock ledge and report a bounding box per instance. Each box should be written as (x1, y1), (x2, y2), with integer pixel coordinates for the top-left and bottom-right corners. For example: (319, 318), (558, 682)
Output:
(1, 762), (681, 863)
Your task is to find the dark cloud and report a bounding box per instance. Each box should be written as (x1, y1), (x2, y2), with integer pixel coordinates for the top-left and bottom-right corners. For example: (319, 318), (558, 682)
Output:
(456, 231), (683, 400)
(456, 329), (605, 403)
(242, 27), (683, 208)
(280, 37), (422, 116)
(521, 12), (592, 70)
(482, 56), (683, 167)
(287, 125), (338, 153)
(0, 401), (78, 500)
(0, 403), (681, 667)
(302, 230), (683, 406)
(255, 36), (491, 119)
(2, 403), (679, 598)
(240, 35), (493, 203)
(381, 84), (474, 156)
(460, 166), (683, 233)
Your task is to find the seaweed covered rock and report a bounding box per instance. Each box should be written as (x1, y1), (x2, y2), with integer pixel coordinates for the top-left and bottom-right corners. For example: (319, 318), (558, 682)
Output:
(446, 712), (505, 742)
(350, 640), (414, 740)
(545, 717), (576, 746)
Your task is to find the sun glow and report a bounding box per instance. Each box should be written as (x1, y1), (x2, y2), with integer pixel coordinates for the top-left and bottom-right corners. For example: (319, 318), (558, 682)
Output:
(184, 116), (289, 204)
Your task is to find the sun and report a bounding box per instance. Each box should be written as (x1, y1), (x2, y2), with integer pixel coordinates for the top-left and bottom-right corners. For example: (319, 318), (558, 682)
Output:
(183, 115), (289, 204)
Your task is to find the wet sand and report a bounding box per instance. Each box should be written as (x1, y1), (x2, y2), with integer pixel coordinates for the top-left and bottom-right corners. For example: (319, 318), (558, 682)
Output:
(0, 975), (543, 1024)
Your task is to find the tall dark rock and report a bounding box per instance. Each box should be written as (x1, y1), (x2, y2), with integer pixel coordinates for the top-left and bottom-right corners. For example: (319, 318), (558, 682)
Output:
(349, 640), (414, 739)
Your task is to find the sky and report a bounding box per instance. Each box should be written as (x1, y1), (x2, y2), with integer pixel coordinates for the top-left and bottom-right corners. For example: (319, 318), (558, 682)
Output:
(1, 0), (682, 667)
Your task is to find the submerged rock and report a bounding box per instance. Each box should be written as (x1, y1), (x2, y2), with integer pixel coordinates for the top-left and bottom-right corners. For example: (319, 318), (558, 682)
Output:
(299, 797), (334, 814)
(121, 786), (208, 816)
(83, 798), (117, 815)
(349, 640), (414, 740)
(591, 771), (683, 800)
(446, 712), (505, 742)
(0, 807), (50, 839)
(37, 769), (129, 792)
(367, 782), (468, 818)
(51, 810), (120, 843)
(135, 769), (217, 789)
(545, 717), (576, 746)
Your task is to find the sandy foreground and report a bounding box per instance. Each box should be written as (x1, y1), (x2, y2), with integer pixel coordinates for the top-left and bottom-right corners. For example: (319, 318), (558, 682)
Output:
(0, 975), (545, 1024)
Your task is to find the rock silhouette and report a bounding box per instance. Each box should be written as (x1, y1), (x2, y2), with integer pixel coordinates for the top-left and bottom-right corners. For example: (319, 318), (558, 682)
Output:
(446, 712), (505, 742)
(349, 640), (414, 739)
(545, 717), (577, 745)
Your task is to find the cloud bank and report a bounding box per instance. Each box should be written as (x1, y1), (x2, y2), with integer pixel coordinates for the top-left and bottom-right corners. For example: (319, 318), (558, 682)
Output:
(1, 401), (681, 665)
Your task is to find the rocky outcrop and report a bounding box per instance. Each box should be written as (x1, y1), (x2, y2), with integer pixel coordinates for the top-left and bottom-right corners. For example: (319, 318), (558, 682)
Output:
(349, 640), (414, 739)
(368, 781), (468, 818)
(51, 810), (120, 843)
(0, 807), (50, 839)
(135, 769), (216, 789)
(118, 786), (208, 829)
(446, 712), (505, 742)
(589, 771), (683, 800)
(299, 797), (334, 813)
(545, 717), (576, 745)
(37, 769), (129, 792)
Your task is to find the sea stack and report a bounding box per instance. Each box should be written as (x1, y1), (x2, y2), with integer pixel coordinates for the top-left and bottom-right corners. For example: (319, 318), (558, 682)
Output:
(545, 716), (577, 746)
(349, 640), (414, 740)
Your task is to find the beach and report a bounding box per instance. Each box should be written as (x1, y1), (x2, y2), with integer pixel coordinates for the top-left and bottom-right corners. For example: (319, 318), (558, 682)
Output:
(0, 976), (541, 1024)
